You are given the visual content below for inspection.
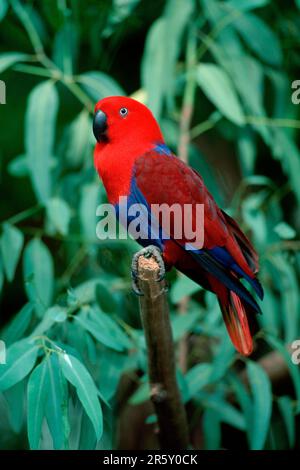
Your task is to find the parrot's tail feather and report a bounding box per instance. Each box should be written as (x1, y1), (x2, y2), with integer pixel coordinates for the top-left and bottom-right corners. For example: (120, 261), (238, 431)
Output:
(218, 291), (253, 356)
(221, 210), (259, 274)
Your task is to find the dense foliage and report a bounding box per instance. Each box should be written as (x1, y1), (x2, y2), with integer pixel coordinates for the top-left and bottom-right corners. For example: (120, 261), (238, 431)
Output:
(0, 0), (299, 450)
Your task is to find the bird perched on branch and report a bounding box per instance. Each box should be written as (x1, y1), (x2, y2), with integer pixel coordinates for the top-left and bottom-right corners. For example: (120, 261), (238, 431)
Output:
(93, 96), (263, 356)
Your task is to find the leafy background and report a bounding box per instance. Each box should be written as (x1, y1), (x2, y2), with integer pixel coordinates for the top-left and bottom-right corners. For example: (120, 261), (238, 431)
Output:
(0, 0), (300, 450)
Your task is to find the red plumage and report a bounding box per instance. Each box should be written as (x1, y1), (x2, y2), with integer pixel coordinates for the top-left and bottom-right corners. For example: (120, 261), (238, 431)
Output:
(94, 96), (263, 355)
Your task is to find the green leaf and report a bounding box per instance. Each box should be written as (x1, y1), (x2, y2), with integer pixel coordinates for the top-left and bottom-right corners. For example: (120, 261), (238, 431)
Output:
(4, 380), (25, 433)
(95, 282), (117, 313)
(1, 303), (34, 345)
(141, 18), (167, 118)
(171, 308), (200, 342)
(79, 410), (97, 450)
(205, 397), (246, 431)
(0, 223), (24, 281)
(65, 110), (93, 167)
(247, 360), (272, 449)
(7, 155), (29, 177)
(25, 80), (59, 203)
(129, 380), (150, 405)
(225, 0), (269, 11)
(170, 276), (201, 303)
(97, 348), (129, 401)
(142, 0), (194, 118)
(266, 335), (300, 413)
(197, 63), (245, 125)
(0, 256), (3, 295)
(274, 222), (296, 240)
(0, 339), (38, 391)
(47, 305), (68, 323)
(79, 183), (100, 240)
(23, 238), (54, 317)
(27, 359), (49, 449)
(78, 71), (124, 102)
(60, 353), (103, 440)
(0, 52), (29, 73)
(45, 354), (69, 449)
(75, 308), (131, 352)
(185, 363), (214, 399)
(278, 396), (295, 448)
(229, 373), (253, 441)
(0, 0), (8, 21)
(272, 130), (300, 206)
(203, 408), (221, 449)
(270, 254), (299, 343)
(233, 13), (282, 66)
(46, 197), (72, 236)
(53, 20), (77, 76)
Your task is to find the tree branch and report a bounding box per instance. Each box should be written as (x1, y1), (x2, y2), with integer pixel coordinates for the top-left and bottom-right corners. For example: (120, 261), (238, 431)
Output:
(136, 254), (189, 449)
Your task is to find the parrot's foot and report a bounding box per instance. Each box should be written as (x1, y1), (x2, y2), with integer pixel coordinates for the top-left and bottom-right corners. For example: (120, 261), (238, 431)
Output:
(131, 245), (166, 296)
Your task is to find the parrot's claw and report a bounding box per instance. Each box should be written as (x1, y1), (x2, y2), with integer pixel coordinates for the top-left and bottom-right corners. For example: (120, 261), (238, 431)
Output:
(131, 245), (166, 296)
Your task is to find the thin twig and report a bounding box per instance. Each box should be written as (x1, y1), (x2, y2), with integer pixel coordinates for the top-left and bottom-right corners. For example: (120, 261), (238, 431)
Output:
(136, 254), (189, 449)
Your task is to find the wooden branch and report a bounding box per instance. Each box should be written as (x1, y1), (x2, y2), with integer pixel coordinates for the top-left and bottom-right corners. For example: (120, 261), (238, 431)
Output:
(136, 254), (189, 449)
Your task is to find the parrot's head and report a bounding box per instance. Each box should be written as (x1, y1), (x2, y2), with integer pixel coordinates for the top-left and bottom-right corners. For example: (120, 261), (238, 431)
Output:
(93, 96), (163, 149)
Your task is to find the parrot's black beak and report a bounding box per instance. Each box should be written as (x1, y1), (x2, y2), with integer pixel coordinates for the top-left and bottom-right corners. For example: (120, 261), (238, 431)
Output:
(93, 110), (108, 142)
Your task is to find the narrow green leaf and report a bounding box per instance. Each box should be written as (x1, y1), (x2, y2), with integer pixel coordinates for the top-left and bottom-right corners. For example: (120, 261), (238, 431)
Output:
(0, 256), (3, 294)
(53, 20), (77, 75)
(141, 18), (167, 119)
(225, 0), (269, 11)
(75, 310), (130, 352)
(266, 335), (300, 413)
(1, 303), (34, 345)
(23, 238), (54, 317)
(272, 130), (300, 206)
(27, 359), (49, 449)
(203, 408), (221, 450)
(278, 396), (295, 448)
(79, 410), (97, 450)
(60, 353), (103, 440)
(205, 398), (246, 431)
(185, 363), (214, 400)
(0, 223), (24, 281)
(25, 80), (59, 203)
(78, 71), (124, 102)
(129, 381), (150, 405)
(142, 0), (194, 118)
(8, 154), (29, 177)
(0, 339), (38, 391)
(197, 63), (245, 125)
(79, 183), (100, 240)
(45, 354), (69, 449)
(171, 308), (200, 342)
(0, 0), (8, 21)
(46, 197), (72, 236)
(247, 360), (272, 449)
(170, 276), (201, 304)
(65, 110), (93, 167)
(233, 13), (282, 66)
(4, 380), (25, 433)
(95, 282), (117, 313)
(0, 52), (29, 73)
(274, 222), (296, 240)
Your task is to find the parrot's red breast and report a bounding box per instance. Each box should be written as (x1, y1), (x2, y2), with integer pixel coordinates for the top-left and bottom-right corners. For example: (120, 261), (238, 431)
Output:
(93, 96), (263, 356)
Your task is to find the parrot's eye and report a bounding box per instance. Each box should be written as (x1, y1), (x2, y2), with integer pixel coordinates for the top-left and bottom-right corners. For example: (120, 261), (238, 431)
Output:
(119, 107), (128, 117)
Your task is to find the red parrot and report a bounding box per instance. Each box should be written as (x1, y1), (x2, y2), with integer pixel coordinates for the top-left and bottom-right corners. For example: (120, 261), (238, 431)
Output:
(93, 96), (263, 356)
